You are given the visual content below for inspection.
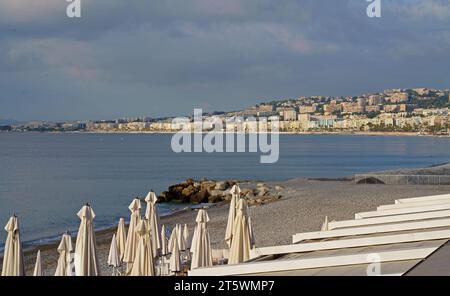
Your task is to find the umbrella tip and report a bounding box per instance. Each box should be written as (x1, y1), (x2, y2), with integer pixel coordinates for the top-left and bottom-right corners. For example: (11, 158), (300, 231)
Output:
(13, 213), (17, 217)
(85, 202), (90, 207)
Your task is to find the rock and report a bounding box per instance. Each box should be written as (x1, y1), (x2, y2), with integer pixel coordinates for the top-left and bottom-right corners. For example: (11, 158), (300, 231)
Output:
(209, 190), (225, 198)
(223, 193), (232, 201)
(181, 185), (197, 202)
(191, 189), (210, 203)
(158, 191), (177, 202)
(201, 181), (216, 191)
(256, 182), (266, 187)
(208, 195), (223, 203)
(182, 185), (196, 197)
(215, 181), (227, 190)
(186, 178), (195, 186)
(274, 185), (283, 191)
(257, 187), (269, 196)
(193, 182), (201, 189)
(241, 188), (253, 197)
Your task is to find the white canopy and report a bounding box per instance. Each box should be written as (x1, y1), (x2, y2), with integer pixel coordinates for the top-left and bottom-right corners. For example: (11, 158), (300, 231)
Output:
(33, 250), (43, 276)
(160, 225), (169, 256)
(225, 185), (240, 247)
(1, 215), (25, 276)
(108, 234), (121, 268)
(74, 204), (100, 276)
(169, 227), (182, 273)
(123, 199), (141, 272)
(55, 233), (74, 276)
(229, 199), (253, 264)
(116, 218), (127, 263)
(183, 224), (191, 250)
(190, 210), (213, 269)
(145, 191), (162, 258)
(129, 220), (155, 276)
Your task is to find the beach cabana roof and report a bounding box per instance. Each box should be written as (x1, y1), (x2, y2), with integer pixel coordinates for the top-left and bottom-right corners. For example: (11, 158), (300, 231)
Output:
(189, 193), (450, 276)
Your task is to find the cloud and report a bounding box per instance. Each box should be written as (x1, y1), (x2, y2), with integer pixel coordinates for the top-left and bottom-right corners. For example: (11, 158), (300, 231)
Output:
(0, 0), (449, 121)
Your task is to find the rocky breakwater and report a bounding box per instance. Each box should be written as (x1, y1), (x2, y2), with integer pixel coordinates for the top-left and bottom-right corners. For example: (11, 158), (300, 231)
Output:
(158, 179), (283, 206)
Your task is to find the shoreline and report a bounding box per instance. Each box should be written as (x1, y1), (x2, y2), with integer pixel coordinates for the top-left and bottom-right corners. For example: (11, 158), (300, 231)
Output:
(1, 130), (449, 138)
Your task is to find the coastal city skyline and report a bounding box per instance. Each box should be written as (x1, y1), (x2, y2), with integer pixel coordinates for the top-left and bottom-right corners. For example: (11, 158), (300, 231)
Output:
(1, 0), (450, 121)
(3, 87), (450, 136)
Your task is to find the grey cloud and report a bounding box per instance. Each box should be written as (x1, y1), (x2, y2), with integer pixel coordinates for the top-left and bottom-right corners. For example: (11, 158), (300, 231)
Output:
(0, 0), (449, 121)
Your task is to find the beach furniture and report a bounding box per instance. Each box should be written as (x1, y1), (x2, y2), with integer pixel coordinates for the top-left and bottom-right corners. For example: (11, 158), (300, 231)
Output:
(183, 224), (191, 250)
(108, 234), (121, 276)
(395, 193), (450, 204)
(55, 232), (74, 276)
(189, 193), (450, 276)
(145, 191), (161, 258)
(169, 227), (182, 275)
(74, 204), (100, 276)
(33, 250), (43, 276)
(225, 185), (240, 247)
(1, 215), (25, 276)
(123, 198), (141, 273)
(229, 199), (253, 264)
(116, 218), (127, 264)
(190, 210), (213, 269)
(129, 219), (155, 276)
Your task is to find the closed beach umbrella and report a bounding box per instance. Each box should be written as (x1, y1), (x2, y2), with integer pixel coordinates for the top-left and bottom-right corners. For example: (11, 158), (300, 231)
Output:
(123, 198), (141, 272)
(321, 216), (329, 231)
(1, 215), (25, 276)
(168, 225), (177, 253)
(145, 191), (161, 258)
(74, 204), (100, 276)
(183, 224), (191, 250)
(55, 233), (74, 276)
(129, 220), (155, 276)
(229, 199), (252, 264)
(160, 225), (169, 256)
(116, 218), (127, 262)
(190, 210), (213, 269)
(225, 185), (240, 247)
(169, 230), (182, 274)
(177, 224), (186, 251)
(108, 234), (121, 273)
(33, 250), (43, 276)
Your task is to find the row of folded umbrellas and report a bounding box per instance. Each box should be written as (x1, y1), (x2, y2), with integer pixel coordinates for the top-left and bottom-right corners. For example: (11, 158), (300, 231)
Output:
(1, 185), (255, 276)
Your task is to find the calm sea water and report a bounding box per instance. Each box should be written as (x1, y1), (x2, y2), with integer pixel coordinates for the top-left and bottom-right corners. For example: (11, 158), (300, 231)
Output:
(1, 133), (450, 250)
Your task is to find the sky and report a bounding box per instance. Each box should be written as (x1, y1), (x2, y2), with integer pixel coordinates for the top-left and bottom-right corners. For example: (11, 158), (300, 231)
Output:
(0, 0), (450, 121)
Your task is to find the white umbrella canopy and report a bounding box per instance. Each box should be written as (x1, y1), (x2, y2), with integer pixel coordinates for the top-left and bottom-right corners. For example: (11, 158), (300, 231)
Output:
(129, 219), (155, 276)
(33, 250), (43, 276)
(145, 191), (161, 258)
(55, 233), (74, 276)
(1, 215), (25, 276)
(116, 218), (127, 263)
(108, 234), (120, 269)
(168, 225), (178, 253)
(190, 210), (213, 270)
(228, 199), (253, 265)
(225, 185), (240, 247)
(160, 225), (169, 256)
(169, 229), (182, 274)
(321, 216), (329, 231)
(123, 198), (141, 272)
(177, 224), (186, 251)
(183, 224), (191, 250)
(74, 204), (100, 276)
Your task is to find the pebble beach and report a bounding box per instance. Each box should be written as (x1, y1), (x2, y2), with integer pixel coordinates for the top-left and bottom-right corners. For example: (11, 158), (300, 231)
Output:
(7, 177), (450, 276)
